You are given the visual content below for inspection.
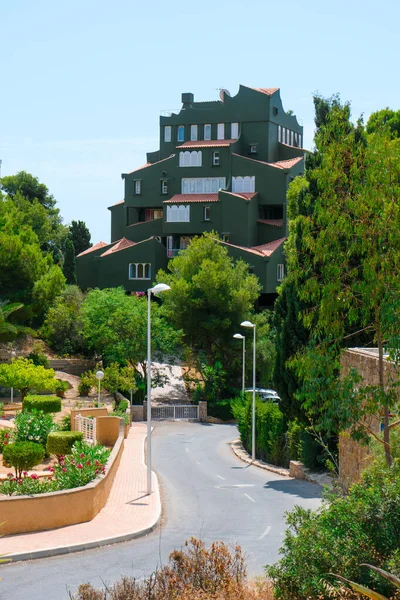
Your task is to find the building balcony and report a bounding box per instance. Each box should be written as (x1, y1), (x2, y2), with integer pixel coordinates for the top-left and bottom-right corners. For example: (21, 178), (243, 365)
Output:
(167, 248), (182, 258)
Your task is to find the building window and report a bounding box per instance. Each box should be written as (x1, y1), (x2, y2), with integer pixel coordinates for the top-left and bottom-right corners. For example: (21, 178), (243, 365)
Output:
(290, 131), (294, 146)
(217, 123), (224, 140)
(273, 106), (279, 116)
(277, 264), (285, 282)
(278, 125), (281, 142)
(179, 150), (202, 167)
(286, 129), (290, 144)
(164, 126), (171, 142)
(134, 180), (141, 195)
(232, 176), (255, 193)
(129, 263), (151, 280)
(249, 144), (258, 154)
(177, 126), (185, 142)
(231, 122), (239, 139)
(212, 151), (220, 166)
(190, 124), (198, 141)
(181, 177), (226, 194)
(203, 206), (211, 221)
(161, 180), (168, 194)
(145, 208), (163, 221)
(204, 124), (211, 140)
(222, 233), (230, 242)
(180, 236), (191, 250)
(281, 127), (285, 143)
(294, 132), (298, 146)
(298, 134), (302, 148)
(166, 205), (190, 222)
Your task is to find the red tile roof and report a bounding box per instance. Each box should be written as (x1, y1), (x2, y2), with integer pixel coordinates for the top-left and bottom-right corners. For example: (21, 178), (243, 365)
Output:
(232, 153), (303, 170)
(100, 238), (136, 257)
(108, 199), (124, 208)
(258, 219), (284, 227)
(217, 237), (286, 258)
(177, 139), (236, 149)
(251, 238), (286, 256)
(127, 154), (175, 175)
(222, 191), (257, 201)
(163, 194), (219, 204)
(251, 87), (279, 96)
(76, 241), (109, 258)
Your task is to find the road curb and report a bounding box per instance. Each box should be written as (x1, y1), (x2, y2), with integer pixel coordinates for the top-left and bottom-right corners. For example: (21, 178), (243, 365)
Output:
(230, 439), (291, 477)
(3, 473), (162, 563)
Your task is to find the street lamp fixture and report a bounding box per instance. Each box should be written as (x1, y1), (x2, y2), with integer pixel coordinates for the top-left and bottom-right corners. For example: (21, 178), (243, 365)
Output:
(95, 370), (104, 407)
(233, 333), (245, 395)
(241, 320), (256, 462)
(147, 283), (171, 494)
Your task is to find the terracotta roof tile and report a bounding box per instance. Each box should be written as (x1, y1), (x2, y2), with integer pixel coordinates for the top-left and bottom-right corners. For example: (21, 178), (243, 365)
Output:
(258, 219), (284, 227)
(232, 153), (303, 170)
(100, 238), (136, 257)
(251, 238), (287, 256)
(108, 199), (124, 209)
(177, 139), (236, 149)
(222, 191), (258, 201)
(251, 87), (279, 96)
(127, 154), (175, 175)
(163, 194), (219, 204)
(76, 241), (109, 258)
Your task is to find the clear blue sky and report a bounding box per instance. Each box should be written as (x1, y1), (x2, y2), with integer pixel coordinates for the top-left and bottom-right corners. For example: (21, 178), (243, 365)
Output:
(1, 0), (399, 243)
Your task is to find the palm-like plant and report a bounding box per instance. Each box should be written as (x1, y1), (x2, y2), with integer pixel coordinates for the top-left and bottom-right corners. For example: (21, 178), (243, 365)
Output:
(0, 300), (23, 342)
(331, 564), (400, 599)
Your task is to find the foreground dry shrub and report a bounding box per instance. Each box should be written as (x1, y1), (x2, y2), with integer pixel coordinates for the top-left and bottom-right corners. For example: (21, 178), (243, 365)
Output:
(70, 538), (274, 600)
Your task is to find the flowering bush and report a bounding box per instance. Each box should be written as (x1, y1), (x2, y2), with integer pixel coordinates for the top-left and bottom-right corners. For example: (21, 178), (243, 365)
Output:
(0, 428), (11, 453)
(0, 402), (4, 418)
(14, 409), (55, 447)
(0, 441), (110, 496)
(2, 441), (44, 478)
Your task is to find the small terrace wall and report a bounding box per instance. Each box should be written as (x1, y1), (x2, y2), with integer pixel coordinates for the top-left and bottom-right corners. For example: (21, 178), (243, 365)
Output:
(0, 432), (124, 536)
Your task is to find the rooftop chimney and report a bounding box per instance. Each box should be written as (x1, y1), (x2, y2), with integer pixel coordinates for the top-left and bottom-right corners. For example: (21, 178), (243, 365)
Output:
(181, 93), (194, 109)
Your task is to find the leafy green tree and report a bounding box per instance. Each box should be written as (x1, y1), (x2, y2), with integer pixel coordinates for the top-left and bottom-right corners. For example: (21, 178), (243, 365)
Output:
(0, 358), (57, 402)
(41, 286), (87, 355)
(286, 101), (400, 466)
(81, 287), (180, 383)
(32, 264), (66, 319)
(102, 363), (136, 399)
(0, 300), (24, 342)
(62, 237), (76, 284)
(1, 171), (56, 211)
(366, 107), (400, 139)
(157, 233), (261, 368)
(69, 220), (92, 256)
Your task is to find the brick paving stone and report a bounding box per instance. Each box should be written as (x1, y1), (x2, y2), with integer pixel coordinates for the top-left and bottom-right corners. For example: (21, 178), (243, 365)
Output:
(0, 423), (161, 560)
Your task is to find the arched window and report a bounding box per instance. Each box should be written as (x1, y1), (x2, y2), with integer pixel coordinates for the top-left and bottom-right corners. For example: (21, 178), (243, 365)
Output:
(190, 152), (198, 166)
(177, 126), (185, 142)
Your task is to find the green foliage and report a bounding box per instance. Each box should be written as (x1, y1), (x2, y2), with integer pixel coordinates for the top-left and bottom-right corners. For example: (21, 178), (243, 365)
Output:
(41, 285), (87, 355)
(234, 395), (286, 466)
(207, 399), (236, 421)
(287, 420), (303, 461)
(14, 409), (56, 447)
(2, 441), (44, 478)
(331, 564), (400, 600)
(32, 264), (66, 319)
(0, 300), (24, 342)
(26, 340), (49, 367)
(114, 398), (129, 412)
(55, 379), (69, 398)
(157, 232), (261, 367)
(57, 413), (71, 431)
(81, 287), (180, 381)
(102, 364), (136, 398)
(46, 431), (84, 458)
(63, 236), (76, 285)
(200, 361), (226, 404)
(110, 411), (130, 426)
(1, 171), (57, 211)
(23, 395), (61, 414)
(0, 428), (11, 453)
(69, 220), (92, 256)
(366, 107), (400, 139)
(0, 358), (58, 402)
(78, 372), (95, 396)
(267, 462), (400, 599)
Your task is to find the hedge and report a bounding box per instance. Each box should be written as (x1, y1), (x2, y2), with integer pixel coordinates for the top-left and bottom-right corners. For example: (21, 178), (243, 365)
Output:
(207, 399), (236, 421)
(23, 395), (62, 414)
(46, 431), (84, 458)
(3, 441), (44, 478)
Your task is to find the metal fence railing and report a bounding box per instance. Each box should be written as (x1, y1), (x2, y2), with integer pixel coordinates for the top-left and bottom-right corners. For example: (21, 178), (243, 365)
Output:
(151, 405), (199, 420)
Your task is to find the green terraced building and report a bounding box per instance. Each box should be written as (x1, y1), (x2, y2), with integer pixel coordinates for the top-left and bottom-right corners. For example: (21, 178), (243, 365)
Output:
(76, 85), (305, 302)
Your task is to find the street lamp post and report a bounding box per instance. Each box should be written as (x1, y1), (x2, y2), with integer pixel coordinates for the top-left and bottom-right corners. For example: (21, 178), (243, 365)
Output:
(147, 283), (171, 495)
(95, 370), (104, 407)
(233, 333), (245, 395)
(241, 320), (256, 461)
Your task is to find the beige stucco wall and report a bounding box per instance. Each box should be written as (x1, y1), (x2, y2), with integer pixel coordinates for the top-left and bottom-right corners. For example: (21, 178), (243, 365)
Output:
(0, 434), (124, 536)
(96, 416), (121, 446)
(70, 407), (108, 427)
(339, 348), (399, 490)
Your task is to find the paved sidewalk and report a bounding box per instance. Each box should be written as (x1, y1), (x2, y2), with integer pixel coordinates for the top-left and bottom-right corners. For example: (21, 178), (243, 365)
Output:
(0, 423), (161, 562)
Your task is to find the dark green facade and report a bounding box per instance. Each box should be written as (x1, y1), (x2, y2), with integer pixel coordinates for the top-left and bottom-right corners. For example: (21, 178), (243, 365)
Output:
(76, 85), (304, 294)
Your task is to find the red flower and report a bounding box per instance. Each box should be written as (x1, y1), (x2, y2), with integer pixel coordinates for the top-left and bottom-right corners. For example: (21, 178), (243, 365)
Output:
(30, 473), (38, 480)
(7, 472), (13, 478)
(23, 471), (28, 476)
(62, 468), (67, 473)
(77, 463), (83, 469)
(79, 453), (85, 458)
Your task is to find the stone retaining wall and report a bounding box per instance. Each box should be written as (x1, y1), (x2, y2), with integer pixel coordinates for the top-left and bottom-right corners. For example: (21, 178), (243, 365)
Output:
(48, 359), (95, 376)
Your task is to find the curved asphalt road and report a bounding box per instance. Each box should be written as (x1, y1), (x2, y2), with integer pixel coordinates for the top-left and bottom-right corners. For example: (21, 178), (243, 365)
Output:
(0, 422), (322, 599)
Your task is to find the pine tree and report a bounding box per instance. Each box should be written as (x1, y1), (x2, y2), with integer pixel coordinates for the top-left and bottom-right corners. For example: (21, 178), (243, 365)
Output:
(63, 237), (77, 285)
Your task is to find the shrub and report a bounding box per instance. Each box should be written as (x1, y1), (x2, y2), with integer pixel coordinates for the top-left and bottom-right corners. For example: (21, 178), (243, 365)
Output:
(234, 395), (286, 466)
(0, 428), (11, 453)
(110, 412), (130, 426)
(14, 409), (55, 447)
(55, 380), (69, 398)
(0, 402), (4, 417)
(23, 395), (62, 414)
(53, 441), (110, 489)
(2, 441), (44, 478)
(46, 431), (84, 459)
(266, 461), (400, 599)
(208, 399), (236, 421)
(114, 398), (129, 413)
(287, 419), (303, 461)
(78, 372), (95, 396)
(57, 413), (71, 431)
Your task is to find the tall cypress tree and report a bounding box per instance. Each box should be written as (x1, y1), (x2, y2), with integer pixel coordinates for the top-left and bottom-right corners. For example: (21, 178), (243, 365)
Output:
(63, 237), (77, 285)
